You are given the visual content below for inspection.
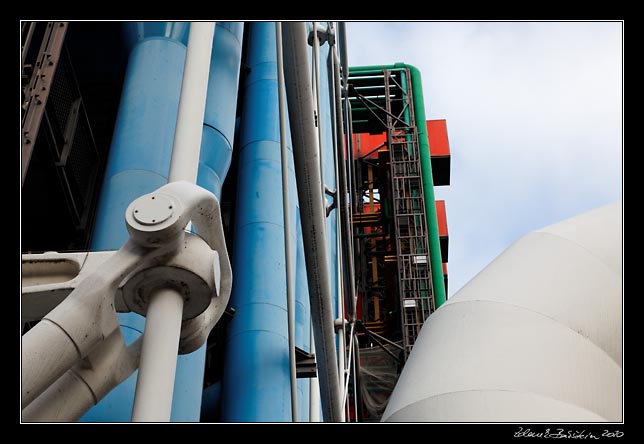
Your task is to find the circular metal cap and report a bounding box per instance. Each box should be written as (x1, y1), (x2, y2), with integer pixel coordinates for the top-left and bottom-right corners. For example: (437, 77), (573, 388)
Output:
(132, 194), (174, 226)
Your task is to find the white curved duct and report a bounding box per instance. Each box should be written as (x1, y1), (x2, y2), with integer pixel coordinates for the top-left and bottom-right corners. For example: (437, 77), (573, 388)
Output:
(382, 201), (622, 422)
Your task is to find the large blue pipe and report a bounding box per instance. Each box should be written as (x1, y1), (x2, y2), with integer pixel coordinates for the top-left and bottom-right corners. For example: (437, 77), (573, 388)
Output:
(198, 22), (244, 198)
(82, 21), (243, 422)
(221, 22), (307, 421)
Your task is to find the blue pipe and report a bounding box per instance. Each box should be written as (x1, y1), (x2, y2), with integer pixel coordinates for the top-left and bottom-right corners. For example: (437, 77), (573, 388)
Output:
(82, 21), (243, 422)
(198, 22), (244, 198)
(221, 22), (305, 422)
(200, 382), (222, 421)
(90, 22), (190, 253)
(295, 208), (311, 421)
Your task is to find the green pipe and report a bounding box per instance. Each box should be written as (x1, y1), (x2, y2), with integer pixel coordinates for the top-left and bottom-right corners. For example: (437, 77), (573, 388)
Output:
(400, 63), (446, 308)
(349, 63), (447, 308)
(399, 69), (428, 309)
(399, 68), (430, 313)
(349, 65), (397, 74)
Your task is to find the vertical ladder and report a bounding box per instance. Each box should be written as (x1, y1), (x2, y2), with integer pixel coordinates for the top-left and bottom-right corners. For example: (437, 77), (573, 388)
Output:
(383, 69), (435, 359)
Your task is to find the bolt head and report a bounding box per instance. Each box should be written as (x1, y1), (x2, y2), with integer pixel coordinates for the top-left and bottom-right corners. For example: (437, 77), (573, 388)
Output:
(132, 194), (175, 226)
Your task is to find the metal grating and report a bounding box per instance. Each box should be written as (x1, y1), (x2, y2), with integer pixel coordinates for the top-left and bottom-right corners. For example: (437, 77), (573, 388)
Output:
(62, 102), (99, 225)
(25, 26), (102, 231)
(47, 52), (78, 155)
(383, 69), (434, 359)
(21, 22), (68, 184)
(68, 110), (97, 197)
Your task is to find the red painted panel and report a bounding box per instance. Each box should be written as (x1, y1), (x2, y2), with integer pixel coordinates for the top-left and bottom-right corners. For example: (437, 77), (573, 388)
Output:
(426, 119), (450, 157)
(352, 132), (387, 159)
(436, 200), (448, 237)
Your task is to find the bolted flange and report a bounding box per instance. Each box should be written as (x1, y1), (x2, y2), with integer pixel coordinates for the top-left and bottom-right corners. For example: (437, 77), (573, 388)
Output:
(119, 233), (221, 321)
(131, 194), (175, 226)
(125, 192), (183, 248)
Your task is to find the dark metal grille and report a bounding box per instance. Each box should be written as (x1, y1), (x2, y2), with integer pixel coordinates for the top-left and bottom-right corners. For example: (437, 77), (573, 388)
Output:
(47, 53), (77, 154)
(22, 23), (101, 230)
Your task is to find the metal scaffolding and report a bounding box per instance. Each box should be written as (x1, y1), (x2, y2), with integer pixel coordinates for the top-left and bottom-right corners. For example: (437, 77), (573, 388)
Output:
(383, 69), (434, 359)
(349, 67), (435, 361)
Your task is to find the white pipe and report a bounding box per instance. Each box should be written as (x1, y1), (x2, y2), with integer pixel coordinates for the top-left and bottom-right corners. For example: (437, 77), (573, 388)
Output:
(328, 29), (348, 422)
(23, 366), (95, 422)
(336, 226), (346, 399)
(383, 201), (623, 422)
(341, 323), (354, 408)
(334, 164), (347, 422)
(327, 35), (347, 394)
(337, 22), (349, 86)
(23, 332), (142, 422)
(282, 21), (342, 422)
(168, 22), (215, 184)
(351, 332), (359, 422)
(132, 22), (215, 422)
(275, 21), (298, 423)
(331, 47), (357, 320)
(21, 320), (81, 408)
(311, 22), (325, 201)
(21, 240), (145, 409)
(309, 322), (321, 422)
(329, 45), (348, 419)
(132, 288), (185, 421)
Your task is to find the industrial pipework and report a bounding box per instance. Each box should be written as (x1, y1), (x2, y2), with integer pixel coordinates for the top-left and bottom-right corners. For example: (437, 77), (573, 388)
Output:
(348, 63), (446, 308)
(21, 22), (242, 423)
(221, 22), (305, 422)
(84, 22), (244, 422)
(282, 21), (343, 422)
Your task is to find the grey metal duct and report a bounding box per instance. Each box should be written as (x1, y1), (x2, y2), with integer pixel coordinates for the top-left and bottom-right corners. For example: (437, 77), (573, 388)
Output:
(383, 201), (622, 422)
(281, 21), (343, 422)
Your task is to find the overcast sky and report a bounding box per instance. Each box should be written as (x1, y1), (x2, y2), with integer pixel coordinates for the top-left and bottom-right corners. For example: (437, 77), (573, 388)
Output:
(346, 21), (623, 297)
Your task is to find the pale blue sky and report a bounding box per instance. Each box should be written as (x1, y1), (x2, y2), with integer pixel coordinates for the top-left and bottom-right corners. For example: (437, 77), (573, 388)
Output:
(346, 22), (623, 296)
